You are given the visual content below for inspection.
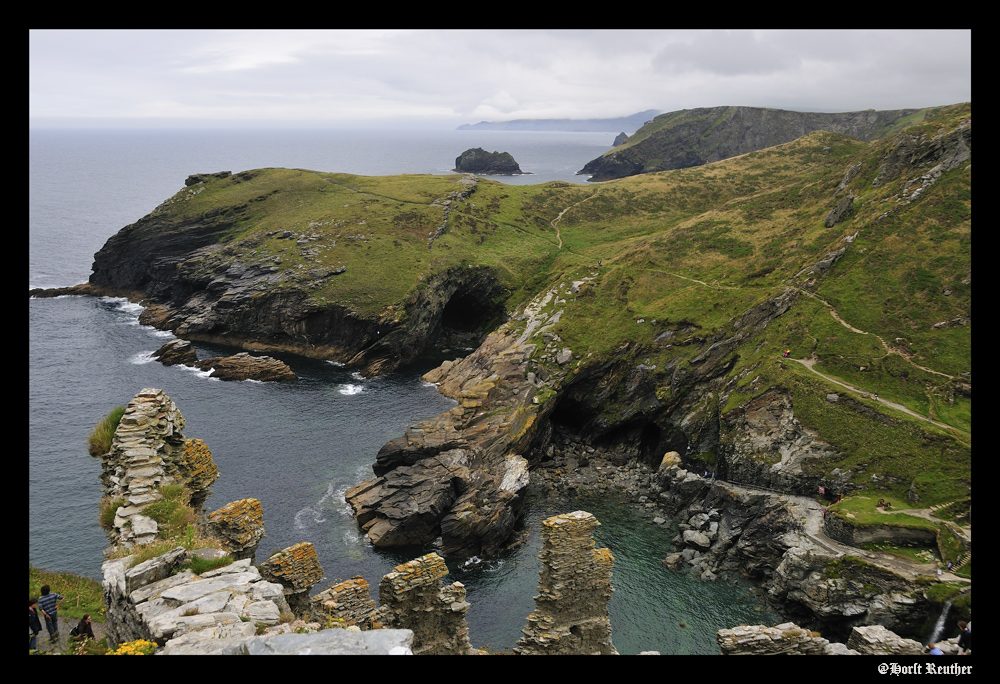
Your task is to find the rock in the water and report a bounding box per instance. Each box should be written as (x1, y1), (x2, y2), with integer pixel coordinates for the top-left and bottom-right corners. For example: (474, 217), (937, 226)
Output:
(195, 352), (297, 382)
(153, 339), (199, 366)
(454, 148), (525, 175)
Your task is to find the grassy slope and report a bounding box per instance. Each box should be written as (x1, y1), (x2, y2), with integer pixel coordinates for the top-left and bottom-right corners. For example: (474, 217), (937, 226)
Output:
(150, 104), (971, 503)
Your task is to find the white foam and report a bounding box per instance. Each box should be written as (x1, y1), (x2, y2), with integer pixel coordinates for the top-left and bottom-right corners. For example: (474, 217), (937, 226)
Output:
(339, 384), (363, 395)
(294, 506), (326, 530)
(130, 351), (156, 365)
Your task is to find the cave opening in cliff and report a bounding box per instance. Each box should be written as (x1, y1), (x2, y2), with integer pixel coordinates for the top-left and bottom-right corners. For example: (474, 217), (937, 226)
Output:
(438, 291), (505, 348)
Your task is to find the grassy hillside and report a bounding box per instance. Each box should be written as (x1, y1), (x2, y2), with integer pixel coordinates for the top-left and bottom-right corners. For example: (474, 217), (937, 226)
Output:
(145, 103), (970, 502)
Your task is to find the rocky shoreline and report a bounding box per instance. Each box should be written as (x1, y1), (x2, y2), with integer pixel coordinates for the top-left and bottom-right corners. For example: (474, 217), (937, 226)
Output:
(524, 430), (966, 645)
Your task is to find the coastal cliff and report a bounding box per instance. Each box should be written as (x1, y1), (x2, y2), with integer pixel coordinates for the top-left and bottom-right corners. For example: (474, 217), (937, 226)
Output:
(578, 105), (930, 181)
(41, 104), (970, 610)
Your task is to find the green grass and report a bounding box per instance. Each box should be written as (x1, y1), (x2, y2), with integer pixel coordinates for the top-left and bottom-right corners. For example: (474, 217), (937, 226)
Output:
(87, 406), (125, 457)
(829, 495), (937, 531)
(180, 553), (235, 575)
(99, 495), (126, 530)
(140, 484), (198, 540)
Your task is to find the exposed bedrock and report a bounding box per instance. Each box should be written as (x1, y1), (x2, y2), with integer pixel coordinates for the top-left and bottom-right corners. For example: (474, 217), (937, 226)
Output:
(345, 321), (540, 559)
(346, 286), (838, 560)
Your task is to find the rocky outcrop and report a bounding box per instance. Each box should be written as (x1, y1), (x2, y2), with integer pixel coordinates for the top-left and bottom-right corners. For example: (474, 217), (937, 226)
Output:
(767, 549), (936, 640)
(102, 552), (291, 647)
(824, 194), (854, 227)
(373, 553), (473, 655)
(102, 547), (414, 655)
(100, 389), (218, 548)
(845, 624), (924, 655)
(151, 339), (199, 366)
(194, 352), (297, 382)
(872, 118), (971, 189)
(718, 389), (844, 495)
(346, 279), (589, 558)
(258, 542), (326, 614)
(206, 498), (265, 561)
(717, 622), (851, 655)
(153, 340), (297, 382)
(312, 576), (376, 627)
(579, 105), (924, 181)
(454, 148), (525, 175)
(652, 460), (944, 641)
(515, 511), (617, 655)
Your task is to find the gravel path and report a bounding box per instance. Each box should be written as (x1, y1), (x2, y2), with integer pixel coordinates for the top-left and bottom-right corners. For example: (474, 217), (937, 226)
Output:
(31, 617), (108, 654)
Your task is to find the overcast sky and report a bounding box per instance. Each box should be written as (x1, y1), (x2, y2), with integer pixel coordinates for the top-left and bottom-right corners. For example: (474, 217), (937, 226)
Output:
(29, 29), (971, 129)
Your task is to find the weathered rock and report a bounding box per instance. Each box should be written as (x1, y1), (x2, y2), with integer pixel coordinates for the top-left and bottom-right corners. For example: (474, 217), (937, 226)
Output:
(516, 511), (617, 655)
(207, 498), (265, 561)
(374, 553), (473, 655)
(152, 339), (198, 366)
(195, 352), (297, 382)
(717, 622), (849, 655)
(258, 542), (325, 614)
(104, 547), (415, 655)
(845, 624), (924, 655)
(825, 194), (854, 227)
(312, 576), (376, 628)
(347, 285), (578, 559)
(100, 389), (220, 548)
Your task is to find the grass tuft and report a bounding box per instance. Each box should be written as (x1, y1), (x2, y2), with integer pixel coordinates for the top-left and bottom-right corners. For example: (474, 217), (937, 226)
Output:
(88, 406), (125, 457)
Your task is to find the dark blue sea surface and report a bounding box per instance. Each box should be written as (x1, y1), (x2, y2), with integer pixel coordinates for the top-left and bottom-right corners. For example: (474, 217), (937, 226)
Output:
(29, 128), (779, 653)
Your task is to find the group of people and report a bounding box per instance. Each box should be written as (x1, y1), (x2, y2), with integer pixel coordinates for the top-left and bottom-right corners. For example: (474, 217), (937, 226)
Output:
(29, 584), (94, 652)
(925, 620), (972, 655)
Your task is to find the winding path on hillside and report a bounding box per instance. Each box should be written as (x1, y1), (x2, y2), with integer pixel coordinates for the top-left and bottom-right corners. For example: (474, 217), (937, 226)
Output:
(723, 481), (970, 584)
(551, 191), (601, 249)
(792, 286), (958, 381)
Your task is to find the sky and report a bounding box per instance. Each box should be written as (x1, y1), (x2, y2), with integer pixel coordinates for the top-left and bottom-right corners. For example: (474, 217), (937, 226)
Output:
(29, 29), (972, 129)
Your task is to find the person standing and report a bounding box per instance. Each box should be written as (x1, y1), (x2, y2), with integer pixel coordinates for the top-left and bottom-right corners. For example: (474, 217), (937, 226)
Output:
(957, 621), (971, 655)
(29, 598), (42, 652)
(37, 584), (64, 643)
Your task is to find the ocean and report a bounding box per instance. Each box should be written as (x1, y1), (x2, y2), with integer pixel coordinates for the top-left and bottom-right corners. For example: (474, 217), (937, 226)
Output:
(29, 127), (778, 653)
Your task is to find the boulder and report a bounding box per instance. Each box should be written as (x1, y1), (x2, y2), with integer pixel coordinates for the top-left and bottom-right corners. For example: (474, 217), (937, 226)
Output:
(195, 352), (297, 382)
(152, 339), (199, 366)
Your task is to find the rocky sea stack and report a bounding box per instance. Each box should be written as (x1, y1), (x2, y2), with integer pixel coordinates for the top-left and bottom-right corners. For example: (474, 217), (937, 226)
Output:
(453, 147), (526, 175)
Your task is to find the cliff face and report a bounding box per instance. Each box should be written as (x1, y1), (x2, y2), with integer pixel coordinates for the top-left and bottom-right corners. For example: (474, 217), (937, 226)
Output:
(578, 105), (924, 181)
(86, 172), (508, 376)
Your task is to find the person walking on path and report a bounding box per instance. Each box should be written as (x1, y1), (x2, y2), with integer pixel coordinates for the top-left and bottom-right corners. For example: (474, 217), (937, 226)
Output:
(29, 598), (42, 652)
(37, 584), (64, 644)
